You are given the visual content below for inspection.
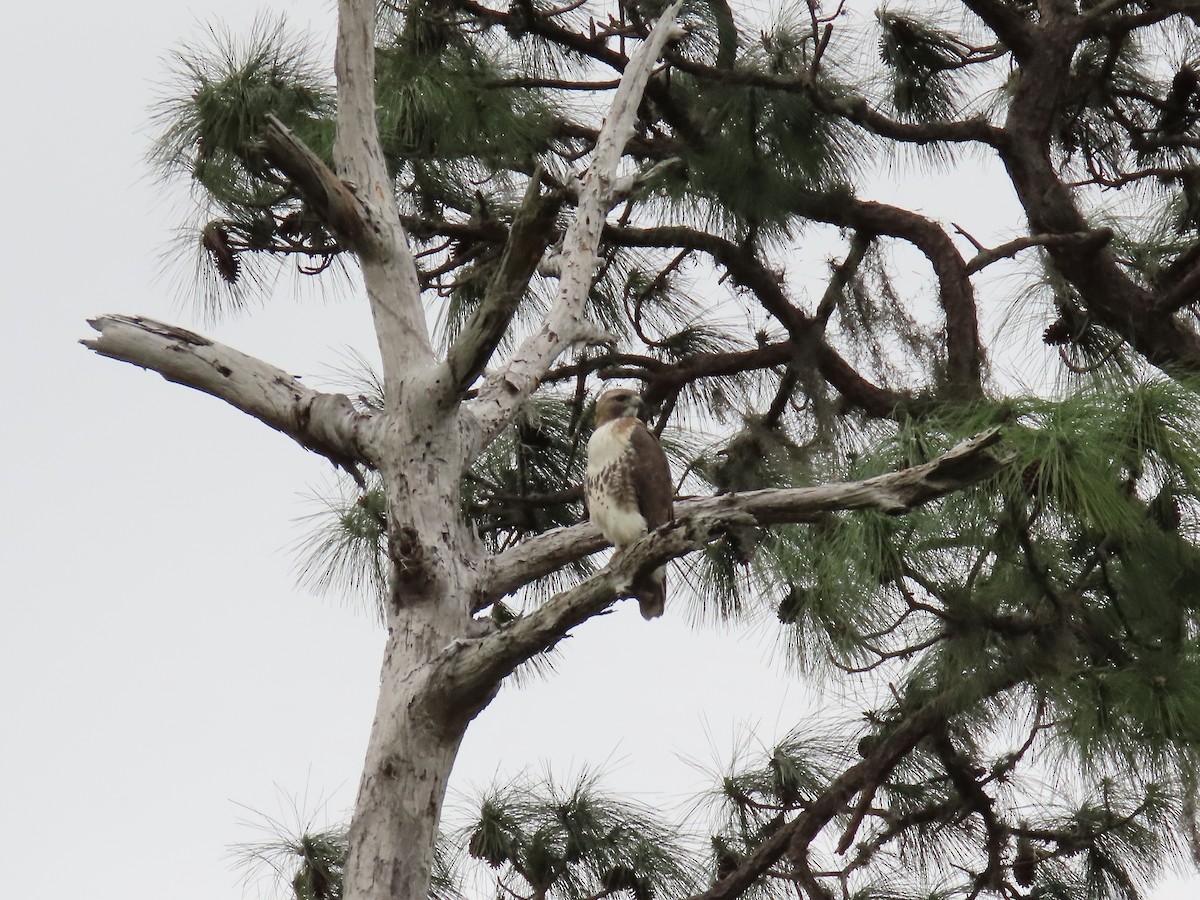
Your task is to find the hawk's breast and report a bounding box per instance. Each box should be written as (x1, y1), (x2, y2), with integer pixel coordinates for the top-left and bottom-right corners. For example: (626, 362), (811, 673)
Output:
(585, 419), (648, 548)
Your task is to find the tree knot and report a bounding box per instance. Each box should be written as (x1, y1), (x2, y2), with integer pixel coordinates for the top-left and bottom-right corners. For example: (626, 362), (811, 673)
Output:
(389, 524), (439, 601)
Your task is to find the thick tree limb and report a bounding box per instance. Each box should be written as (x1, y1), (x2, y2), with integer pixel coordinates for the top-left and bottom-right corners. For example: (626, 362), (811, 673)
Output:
(1082, 2), (1200, 37)
(790, 194), (983, 399)
(814, 344), (915, 418)
(541, 340), (909, 422)
(959, 0), (1038, 59)
(260, 115), (376, 256)
(464, 1), (685, 454)
(993, 18), (1200, 377)
(82, 315), (374, 482)
(440, 180), (563, 406)
(435, 514), (734, 717)
(1158, 255), (1200, 314)
(477, 427), (1007, 608)
(605, 224), (807, 332)
(440, 429), (1010, 789)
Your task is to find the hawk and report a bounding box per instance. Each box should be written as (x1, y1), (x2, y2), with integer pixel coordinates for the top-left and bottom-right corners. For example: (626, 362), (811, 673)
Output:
(585, 388), (674, 618)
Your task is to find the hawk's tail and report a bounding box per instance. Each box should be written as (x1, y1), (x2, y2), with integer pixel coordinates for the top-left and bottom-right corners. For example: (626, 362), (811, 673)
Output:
(635, 566), (666, 620)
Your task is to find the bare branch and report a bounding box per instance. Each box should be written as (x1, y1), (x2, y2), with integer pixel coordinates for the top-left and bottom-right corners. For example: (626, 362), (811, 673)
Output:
(815, 234), (873, 326)
(1082, 1), (1200, 37)
(961, 227), (1114, 275)
(623, 196), (982, 391)
(435, 513), (740, 714)
(789, 195), (983, 398)
(604, 224), (915, 418)
(82, 315), (375, 483)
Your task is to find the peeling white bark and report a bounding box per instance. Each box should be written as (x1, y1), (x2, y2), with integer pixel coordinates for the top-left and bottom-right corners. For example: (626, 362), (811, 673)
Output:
(465, 1), (686, 452)
(343, 595), (470, 900)
(439, 178), (562, 409)
(82, 315), (375, 475)
(333, 0), (435, 395)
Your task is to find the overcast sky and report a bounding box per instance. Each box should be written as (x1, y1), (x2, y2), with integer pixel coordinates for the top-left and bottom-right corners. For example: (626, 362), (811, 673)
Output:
(5, 2), (1200, 899)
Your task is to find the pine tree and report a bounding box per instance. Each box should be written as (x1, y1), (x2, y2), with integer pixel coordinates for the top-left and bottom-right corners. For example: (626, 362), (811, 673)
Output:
(85, 2), (1200, 899)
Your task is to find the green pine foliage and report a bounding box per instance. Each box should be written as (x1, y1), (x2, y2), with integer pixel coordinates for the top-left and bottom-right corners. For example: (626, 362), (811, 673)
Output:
(238, 823), (464, 900)
(663, 49), (859, 235)
(877, 10), (975, 122)
(237, 824), (348, 900)
(294, 384), (718, 613)
(155, 3), (1200, 897)
(1054, 35), (1159, 179)
(374, 10), (558, 171)
(153, 18), (336, 200)
(461, 771), (702, 900)
(272, 370), (1200, 894)
(294, 477), (390, 622)
(290, 831), (348, 900)
(152, 18), (338, 313)
(678, 375), (1200, 881)
(834, 245), (943, 388)
(236, 772), (703, 900)
(464, 395), (588, 553)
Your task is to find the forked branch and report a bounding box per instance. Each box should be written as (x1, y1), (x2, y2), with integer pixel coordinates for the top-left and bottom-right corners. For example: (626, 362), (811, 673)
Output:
(464, 1), (686, 453)
(441, 178), (563, 406)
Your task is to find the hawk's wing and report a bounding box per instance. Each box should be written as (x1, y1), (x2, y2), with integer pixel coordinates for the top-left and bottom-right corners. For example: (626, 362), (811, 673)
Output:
(629, 422), (673, 530)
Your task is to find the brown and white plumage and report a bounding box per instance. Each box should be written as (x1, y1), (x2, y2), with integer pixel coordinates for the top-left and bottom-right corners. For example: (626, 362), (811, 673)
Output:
(585, 388), (674, 618)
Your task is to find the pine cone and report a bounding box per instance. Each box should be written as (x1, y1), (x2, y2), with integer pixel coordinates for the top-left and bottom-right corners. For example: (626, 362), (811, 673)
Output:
(201, 223), (239, 284)
(1042, 317), (1073, 346)
(1013, 835), (1037, 888)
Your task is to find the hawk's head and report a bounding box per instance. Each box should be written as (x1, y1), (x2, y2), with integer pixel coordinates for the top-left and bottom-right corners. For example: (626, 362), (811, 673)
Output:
(595, 388), (644, 426)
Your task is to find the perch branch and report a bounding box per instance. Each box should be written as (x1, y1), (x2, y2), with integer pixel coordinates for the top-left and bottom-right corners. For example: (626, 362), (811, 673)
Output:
(479, 428), (1008, 606)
